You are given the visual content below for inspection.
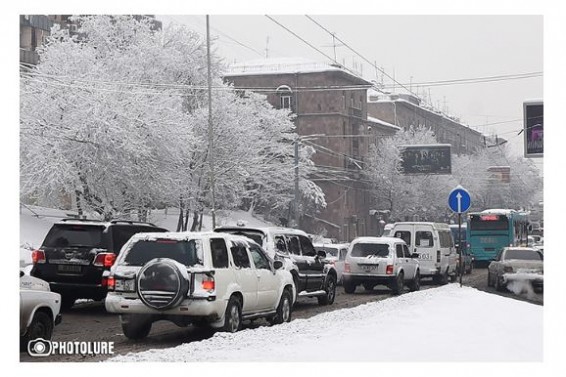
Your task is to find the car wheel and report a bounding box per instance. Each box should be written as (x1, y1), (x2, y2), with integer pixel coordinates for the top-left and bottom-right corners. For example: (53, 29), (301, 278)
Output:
(121, 315), (152, 340)
(271, 289), (292, 325)
(22, 311), (54, 350)
(318, 275), (337, 305)
(409, 270), (420, 292)
(60, 295), (76, 311)
(222, 296), (242, 333)
(440, 268), (449, 285)
(344, 280), (356, 294)
(391, 272), (404, 295)
(495, 274), (505, 292)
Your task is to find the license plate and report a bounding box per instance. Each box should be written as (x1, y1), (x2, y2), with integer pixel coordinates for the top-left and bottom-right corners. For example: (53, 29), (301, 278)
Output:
(57, 264), (82, 273)
(361, 265), (378, 272)
(115, 279), (135, 292)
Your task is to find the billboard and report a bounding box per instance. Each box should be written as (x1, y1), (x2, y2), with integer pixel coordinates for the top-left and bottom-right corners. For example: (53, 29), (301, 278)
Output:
(487, 166), (511, 183)
(524, 100), (543, 158)
(400, 144), (452, 175)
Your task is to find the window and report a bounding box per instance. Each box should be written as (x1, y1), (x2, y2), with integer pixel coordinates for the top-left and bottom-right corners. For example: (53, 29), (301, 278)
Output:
(274, 236), (288, 253)
(287, 236), (301, 255)
(351, 243), (390, 258)
(503, 249), (543, 261)
(281, 95), (291, 109)
(230, 242), (251, 268)
(339, 249), (347, 261)
(416, 231), (433, 247)
(43, 224), (104, 249)
(393, 231), (411, 246)
(210, 238), (229, 268)
(439, 231), (454, 248)
(396, 244), (404, 258)
(124, 239), (203, 267)
(299, 235), (315, 256)
(403, 244), (412, 258)
(249, 244), (271, 270)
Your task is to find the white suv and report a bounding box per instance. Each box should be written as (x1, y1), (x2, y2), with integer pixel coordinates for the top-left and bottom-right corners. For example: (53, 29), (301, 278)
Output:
(105, 232), (295, 339)
(342, 237), (420, 295)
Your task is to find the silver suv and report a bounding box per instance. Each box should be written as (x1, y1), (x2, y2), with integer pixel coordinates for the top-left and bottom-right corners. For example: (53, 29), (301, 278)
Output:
(342, 237), (420, 295)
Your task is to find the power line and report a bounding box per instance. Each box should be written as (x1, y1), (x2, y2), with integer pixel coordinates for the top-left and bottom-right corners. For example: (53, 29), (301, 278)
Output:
(380, 72), (542, 89)
(305, 15), (417, 98)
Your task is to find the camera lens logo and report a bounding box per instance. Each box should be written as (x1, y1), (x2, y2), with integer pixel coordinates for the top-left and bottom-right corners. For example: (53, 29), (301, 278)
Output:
(28, 338), (52, 357)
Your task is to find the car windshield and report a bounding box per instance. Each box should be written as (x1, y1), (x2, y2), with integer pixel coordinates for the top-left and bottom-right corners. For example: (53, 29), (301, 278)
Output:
(351, 243), (390, 258)
(503, 249), (542, 261)
(123, 239), (203, 266)
(42, 224), (104, 248)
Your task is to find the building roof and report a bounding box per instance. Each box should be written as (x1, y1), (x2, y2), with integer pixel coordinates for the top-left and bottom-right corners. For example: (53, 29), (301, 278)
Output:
(366, 115), (402, 131)
(223, 57), (372, 86)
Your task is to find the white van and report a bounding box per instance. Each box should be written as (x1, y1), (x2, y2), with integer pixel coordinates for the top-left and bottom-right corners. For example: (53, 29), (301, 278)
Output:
(389, 222), (457, 284)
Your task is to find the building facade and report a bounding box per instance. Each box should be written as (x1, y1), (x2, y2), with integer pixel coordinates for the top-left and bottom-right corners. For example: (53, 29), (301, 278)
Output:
(224, 59), (399, 241)
(367, 92), (486, 155)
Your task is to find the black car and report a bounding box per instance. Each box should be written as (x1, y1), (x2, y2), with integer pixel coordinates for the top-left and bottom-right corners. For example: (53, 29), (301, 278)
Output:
(30, 219), (167, 309)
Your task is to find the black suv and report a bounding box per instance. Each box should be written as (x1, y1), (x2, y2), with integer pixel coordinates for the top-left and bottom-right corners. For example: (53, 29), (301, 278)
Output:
(30, 219), (167, 309)
(214, 226), (337, 306)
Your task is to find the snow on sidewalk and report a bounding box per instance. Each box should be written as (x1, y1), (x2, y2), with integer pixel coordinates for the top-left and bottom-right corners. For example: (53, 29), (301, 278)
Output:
(109, 284), (542, 362)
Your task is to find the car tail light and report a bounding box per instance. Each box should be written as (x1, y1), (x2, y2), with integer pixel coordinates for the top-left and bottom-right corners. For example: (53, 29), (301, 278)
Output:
(436, 250), (441, 263)
(106, 276), (116, 290)
(93, 253), (116, 267)
(386, 264), (394, 275)
(344, 262), (350, 273)
(32, 249), (46, 264)
(202, 276), (215, 292)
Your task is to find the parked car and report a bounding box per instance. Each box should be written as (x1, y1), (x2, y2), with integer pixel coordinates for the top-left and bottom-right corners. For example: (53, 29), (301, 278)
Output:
(214, 226), (337, 306)
(20, 271), (62, 351)
(30, 218), (168, 310)
(105, 232), (295, 339)
(342, 237), (420, 295)
(390, 222), (457, 284)
(313, 243), (349, 284)
(487, 247), (543, 292)
(456, 248), (475, 275)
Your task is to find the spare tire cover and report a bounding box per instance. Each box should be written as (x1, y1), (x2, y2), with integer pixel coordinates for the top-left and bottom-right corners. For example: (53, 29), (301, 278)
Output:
(137, 258), (189, 310)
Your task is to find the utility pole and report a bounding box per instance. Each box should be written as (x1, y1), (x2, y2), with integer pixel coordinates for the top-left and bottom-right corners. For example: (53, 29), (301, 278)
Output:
(293, 73), (300, 229)
(206, 15), (216, 229)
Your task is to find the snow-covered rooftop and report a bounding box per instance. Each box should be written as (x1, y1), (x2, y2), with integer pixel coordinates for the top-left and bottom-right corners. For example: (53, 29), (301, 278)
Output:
(367, 115), (401, 131)
(224, 57), (368, 83)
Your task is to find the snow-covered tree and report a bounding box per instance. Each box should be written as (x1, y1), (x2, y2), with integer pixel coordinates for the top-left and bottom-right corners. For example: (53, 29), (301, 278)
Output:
(20, 15), (326, 223)
(365, 125), (543, 221)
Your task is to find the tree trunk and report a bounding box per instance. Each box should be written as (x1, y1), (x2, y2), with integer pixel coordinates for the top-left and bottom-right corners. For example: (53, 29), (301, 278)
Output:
(183, 208), (190, 231)
(198, 212), (204, 231)
(190, 211), (200, 231)
(176, 197), (184, 232)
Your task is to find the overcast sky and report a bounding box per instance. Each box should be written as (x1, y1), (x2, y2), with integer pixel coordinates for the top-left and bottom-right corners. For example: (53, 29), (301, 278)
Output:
(159, 15), (542, 164)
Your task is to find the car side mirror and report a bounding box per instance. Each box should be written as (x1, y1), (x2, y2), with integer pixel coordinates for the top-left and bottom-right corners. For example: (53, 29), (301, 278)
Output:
(316, 250), (327, 259)
(273, 260), (283, 270)
(20, 270), (25, 277)
(411, 253), (419, 258)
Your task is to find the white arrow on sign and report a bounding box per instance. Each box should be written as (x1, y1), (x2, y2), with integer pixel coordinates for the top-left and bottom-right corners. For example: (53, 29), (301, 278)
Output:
(456, 192), (462, 213)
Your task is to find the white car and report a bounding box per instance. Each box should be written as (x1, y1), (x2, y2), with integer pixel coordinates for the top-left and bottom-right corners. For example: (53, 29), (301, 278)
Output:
(20, 272), (62, 350)
(342, 237), (420, 295)
(487, 247), (543, 292)
(105, 232), (295, 339)
(313, 243), (349, 284)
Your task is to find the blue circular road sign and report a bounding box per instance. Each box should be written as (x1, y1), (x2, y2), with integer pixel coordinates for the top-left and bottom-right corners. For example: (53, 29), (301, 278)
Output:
(448, 186), (471, 213)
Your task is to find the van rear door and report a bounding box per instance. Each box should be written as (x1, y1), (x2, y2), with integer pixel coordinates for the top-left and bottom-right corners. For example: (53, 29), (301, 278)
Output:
(413, 224), (437, 275)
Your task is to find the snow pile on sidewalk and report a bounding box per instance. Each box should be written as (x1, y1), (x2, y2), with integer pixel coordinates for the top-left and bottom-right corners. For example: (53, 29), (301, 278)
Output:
(109, 284), (542, 362)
